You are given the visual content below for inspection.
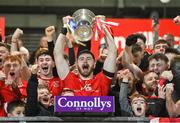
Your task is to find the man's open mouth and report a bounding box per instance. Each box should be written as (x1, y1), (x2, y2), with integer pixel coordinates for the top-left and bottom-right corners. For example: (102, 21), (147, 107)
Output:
(137, 107), (142, 113)
(42, 66), (48, 72)
(9, 72), (15, 76)
(41, 96), (50, 104)
(82, 64), (89, 70)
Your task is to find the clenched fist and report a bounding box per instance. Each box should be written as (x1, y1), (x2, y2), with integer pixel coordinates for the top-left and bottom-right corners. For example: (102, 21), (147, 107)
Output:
(12, 28), (23, 42)
(45, 26), (55, 41)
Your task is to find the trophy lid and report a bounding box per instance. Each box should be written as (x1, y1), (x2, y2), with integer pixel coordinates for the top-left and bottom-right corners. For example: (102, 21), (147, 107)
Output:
(72, 9), (95, 24)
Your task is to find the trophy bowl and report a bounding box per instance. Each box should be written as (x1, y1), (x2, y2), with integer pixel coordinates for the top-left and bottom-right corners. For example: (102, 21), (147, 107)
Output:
(72, 9), (95, 42)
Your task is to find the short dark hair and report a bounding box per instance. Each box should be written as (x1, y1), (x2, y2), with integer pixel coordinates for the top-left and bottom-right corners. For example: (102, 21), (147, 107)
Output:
(7, 100), (25, 114)
(143, 70), (158, 82)
(136, 33), (146, 44)
(77, 50), (95, 60)
(148, 53), (169, 63)
(154, 39), (171, 48)
(36, 48), (51, 60)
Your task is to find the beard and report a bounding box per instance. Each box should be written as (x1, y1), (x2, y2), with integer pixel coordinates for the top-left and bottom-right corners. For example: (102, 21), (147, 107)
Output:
(77, 64), (94, 78)
(145, 81), (157, 93)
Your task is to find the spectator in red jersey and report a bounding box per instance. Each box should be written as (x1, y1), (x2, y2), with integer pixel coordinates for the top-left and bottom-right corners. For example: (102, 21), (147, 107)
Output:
(54, 16), (117, 96)
(10, 28), (29, 63)
(0, 55), (27, 116)
(10, 28), (31, 81)
(31, 49), (64, 96)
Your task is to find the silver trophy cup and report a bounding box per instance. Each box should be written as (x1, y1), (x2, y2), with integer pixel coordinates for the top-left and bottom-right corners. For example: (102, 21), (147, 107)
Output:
(72, 9), (95, 42)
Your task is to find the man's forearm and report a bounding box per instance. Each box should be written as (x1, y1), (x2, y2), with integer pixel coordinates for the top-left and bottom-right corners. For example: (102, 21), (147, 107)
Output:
(54, 30), (70, 80)
(166, 96), (177, 117)
(103, 27), (117, 74)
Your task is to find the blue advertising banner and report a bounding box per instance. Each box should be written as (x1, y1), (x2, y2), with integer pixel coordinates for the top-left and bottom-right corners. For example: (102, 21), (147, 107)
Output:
(54, 96), (114, 112)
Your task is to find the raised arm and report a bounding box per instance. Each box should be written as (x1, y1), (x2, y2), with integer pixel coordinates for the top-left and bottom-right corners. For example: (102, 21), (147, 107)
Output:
(45, 26), (55, 59)
(166, 83), (180, 117)
(11, 28), (23, 53)
(11, 28), (31, 81)
(103, 26), (117, 76)
(54, 17), (70, 80)
(122, 34), (144, 79)
(118, 69), (133, 116)
(25, 64), (39, 116)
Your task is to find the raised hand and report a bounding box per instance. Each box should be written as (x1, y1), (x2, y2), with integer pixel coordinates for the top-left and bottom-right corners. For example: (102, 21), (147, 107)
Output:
(158, 84), (166, 99)
(62, 15), (73, 27)
(98, 47), (108, 62)
(30, 64), (39, 75)
(173, 15), (180, 25)
(12, 28), (23, 42)
(117, 69), (131, 84)
(45, 26), (55, 41)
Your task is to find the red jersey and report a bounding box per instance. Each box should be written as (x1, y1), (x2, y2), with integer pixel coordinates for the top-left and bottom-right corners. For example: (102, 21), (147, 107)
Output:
(63, 72), (111, 96)
(0, 80), (27, 102)
(18, 80), (27, 100)
(0, 80), (27, 117)
(38, 77), (64, 96)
